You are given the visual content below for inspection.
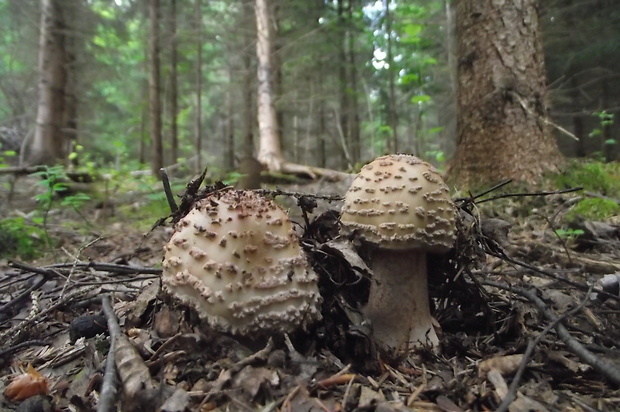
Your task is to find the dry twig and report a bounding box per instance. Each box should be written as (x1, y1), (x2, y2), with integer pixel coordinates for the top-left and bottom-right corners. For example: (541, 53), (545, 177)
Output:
(494, 286), (593, 411)
(482, 280), (620, 387)
(98, 295), (120, 412)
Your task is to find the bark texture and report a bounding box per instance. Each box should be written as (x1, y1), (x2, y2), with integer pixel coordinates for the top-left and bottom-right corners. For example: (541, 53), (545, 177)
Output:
(194, 0), (203, 172)
(168, 0), (178, 165)
(27, 0), (69, 166)
(448, 0), (562, 186)
(255, 0), (283, 172)
(149, 0), (163, 176)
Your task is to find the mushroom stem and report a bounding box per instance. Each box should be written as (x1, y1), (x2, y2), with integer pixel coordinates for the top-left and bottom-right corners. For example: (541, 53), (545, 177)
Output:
(364, 249), (438, 353)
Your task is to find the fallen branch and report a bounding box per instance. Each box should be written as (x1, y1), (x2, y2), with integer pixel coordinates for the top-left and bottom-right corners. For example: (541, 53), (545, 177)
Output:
(494, 286), (592, 412)
(0, 165), (47, 175)
(484, 250), (619, 302)
(99, 295), (120, 412)
(0, 285), (99, 350)
(0, 340), (48, 360)
(0, 276), (48, 316)
(482, 280), (620, 387)
(100, 295), (167, 412)
(15, 260), (162, 276)
(256, 188), (343, 203)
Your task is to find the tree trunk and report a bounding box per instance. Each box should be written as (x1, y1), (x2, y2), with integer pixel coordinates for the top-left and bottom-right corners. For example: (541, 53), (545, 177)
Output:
(168, 0), (179, 165)
(337, 0), (350, 167)
(253, 0), (339, 179)
(149, 0), (163, 176)
(384, 0), (399, 154)
(194, 0), (203, 172)
(63, 0), (79, 159)
(242, 52), (255, 158)
(448, 0), (562, 186)
(570, 77), (586, 158)
(225, 70), (235, 169)
(347, 0), (361, 163)
(241, 0), (255, 158)
(255, 0), (284, 171)
(26, 0), (69, 166)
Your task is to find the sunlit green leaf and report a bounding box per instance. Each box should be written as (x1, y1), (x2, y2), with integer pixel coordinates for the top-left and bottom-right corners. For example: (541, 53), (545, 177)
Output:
(411, 95), (431, 104)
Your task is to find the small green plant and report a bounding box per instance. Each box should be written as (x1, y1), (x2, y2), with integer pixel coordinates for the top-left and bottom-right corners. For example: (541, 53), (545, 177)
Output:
(31, 165), (92, 242)
(0, 217), (46, 259)
(567, 197), (620, 221)
(589, 110), (614, 139)
(33, 164), (68, 197)
(0, 149), (17, 168)
(554, 228), (585, 239)
(589, 110), (616, 160)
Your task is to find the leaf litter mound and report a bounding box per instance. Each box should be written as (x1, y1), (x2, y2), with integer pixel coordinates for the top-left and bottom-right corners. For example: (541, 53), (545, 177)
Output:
(1, 176), (619, 412)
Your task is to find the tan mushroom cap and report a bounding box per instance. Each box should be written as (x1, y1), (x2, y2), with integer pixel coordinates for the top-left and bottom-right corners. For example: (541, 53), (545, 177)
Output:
(161, 190), (321, 335)
(341, 154), (457, 253)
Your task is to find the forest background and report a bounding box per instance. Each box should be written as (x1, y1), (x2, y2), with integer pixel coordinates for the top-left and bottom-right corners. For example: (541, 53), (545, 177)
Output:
(1, 3), (620, 409)
(1, 0), (619, 186)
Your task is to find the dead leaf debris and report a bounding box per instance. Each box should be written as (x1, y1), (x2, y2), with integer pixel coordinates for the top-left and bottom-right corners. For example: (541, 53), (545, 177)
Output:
(1, 182), (619, 411)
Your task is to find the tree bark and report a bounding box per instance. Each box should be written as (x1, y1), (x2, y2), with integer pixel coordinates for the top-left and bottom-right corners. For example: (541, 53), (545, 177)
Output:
(448, 0), (562, 186)
(241, 0), (255, 158)
(168, 0), (179, 165)
(225, 70), (235, 170)
(347, 0), (361, 163)
(337, 0), (350, 167)
(62, 0), (79, 158)
(26, 0), (69, 166)
(384, 0), (399, 154)
(255, 0), (284, 171)
(149, 0), (163, 176)
(194, 0), (203, 172)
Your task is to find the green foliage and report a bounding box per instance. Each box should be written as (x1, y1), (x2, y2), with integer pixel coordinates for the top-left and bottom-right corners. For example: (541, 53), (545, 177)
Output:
(553, 160), (620, 221)
(553, 160), (620, 196)
(554, 228), (585, 239)
(566, 198), (620, 221)
(61, 192), (92, 209)
(0, 149), (16, 168)
(0, 217), (45, 259)
(30, 165), (92, 243)
(589, 111), (617, 156)
(589, 110), (614, 138)
(222, 171), (244, 187)
(33, 165), (70, 210)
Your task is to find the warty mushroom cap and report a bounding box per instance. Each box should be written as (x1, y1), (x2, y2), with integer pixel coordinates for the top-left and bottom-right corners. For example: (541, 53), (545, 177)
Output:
(161, 190), (322, 336)
(340, 154), (457, 253)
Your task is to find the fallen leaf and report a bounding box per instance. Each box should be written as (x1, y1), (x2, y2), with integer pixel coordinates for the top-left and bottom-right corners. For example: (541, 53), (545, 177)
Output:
(233, 365), (279, 399)
(478, 354), (524, 378)
(4, 364), (49, 402)
(486, 368), (508, 401)
(508, 393), (550, 412)
(160, 387), (190, 412)
(358, 385), (385, 408)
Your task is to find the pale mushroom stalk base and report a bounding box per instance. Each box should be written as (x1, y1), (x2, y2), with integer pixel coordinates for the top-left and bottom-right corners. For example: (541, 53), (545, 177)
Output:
(363, 249), (439, 353)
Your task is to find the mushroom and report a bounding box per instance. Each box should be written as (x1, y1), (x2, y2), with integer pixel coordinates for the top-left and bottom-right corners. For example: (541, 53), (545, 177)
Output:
(340, 154), (456, 352)
(161, 189), (321, 336)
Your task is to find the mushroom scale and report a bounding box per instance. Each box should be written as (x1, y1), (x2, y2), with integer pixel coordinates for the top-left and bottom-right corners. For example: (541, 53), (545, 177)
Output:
(162, 190), (321, 335)
(340, 154), (456, 252)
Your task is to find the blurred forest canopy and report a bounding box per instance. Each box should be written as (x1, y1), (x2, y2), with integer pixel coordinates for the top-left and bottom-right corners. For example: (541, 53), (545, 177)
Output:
(0, 0), (618, 176)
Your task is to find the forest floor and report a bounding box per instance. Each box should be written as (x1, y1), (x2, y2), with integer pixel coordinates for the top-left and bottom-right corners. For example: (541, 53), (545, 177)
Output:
(0, 171), (619, 412)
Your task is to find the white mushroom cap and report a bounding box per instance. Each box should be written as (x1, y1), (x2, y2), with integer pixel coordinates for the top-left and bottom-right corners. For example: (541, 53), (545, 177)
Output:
(161, 190), (321, 335)
(341, 154), (456, 253)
